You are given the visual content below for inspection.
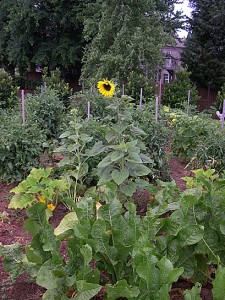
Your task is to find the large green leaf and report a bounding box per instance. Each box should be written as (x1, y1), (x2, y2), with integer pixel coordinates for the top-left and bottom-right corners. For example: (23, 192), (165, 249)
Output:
(177, 225), (204, 247)
(54, 212), (78, 236)
(106, 280), (140, 299)
(111, 168), (129, 185)
(128, 163), (151, 177)
(87, 141), (107, 156)
(98, 198), (123, 226)
(9, 193), (35, 209)
(120, 181), (137, 196)
(212, 265), (225, 300)
(126, 152), (143, 163)
(0, 243), (24, 278)
(157, 256), (183, 286)
(98, 155), (112, 168)
(80, 244), (92, 267)
(36, 261), (65, 289)
(76, 280), (101, 300)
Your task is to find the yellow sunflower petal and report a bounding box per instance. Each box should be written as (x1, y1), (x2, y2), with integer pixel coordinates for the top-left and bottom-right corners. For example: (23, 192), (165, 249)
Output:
(97, 79), (115, 97)
(47, 204), (56, 211)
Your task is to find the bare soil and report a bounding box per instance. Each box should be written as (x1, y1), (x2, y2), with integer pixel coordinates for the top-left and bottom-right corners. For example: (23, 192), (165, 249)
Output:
(0, 157), (213, 300)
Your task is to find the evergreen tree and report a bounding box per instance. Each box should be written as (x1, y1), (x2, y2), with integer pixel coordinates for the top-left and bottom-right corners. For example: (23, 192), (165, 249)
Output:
(81, 0), (183, 85)
(182, 0), (225, 89)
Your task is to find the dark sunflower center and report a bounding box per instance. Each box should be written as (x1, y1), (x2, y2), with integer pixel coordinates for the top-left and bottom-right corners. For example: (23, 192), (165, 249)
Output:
(103, 83), (111, 91)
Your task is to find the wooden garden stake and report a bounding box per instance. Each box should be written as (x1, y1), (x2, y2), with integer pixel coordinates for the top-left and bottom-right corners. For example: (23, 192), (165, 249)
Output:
(222, 99), (225, 129)
(159, 78), (162, 104)
(139, 87), (143, 109)
(87, 101), (90, 120)
(187, 90), (191, 115)
(21, 89), (25, 125)
(122, 84), (125, 96)
(155, 96), (159, 123)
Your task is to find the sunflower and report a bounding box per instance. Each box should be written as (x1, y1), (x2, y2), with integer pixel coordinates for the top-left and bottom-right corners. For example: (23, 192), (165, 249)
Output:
(97, 79), (115, 97)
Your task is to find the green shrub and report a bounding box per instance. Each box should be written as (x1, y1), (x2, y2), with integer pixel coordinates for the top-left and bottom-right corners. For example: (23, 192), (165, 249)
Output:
(70, 89), (112, 119)
(126, 71), (156, 103)
(132, 102), (171, 181)
(191, 121), (225, 173)
(172, 113), (209, 162)
(41, 68), (73, 107)
(26, 89), (66, 138)
(0, 69), (19, 109)
(215, 82), (225, 112)
(0, 109), (47, 182)
(163, 68), (199, 109)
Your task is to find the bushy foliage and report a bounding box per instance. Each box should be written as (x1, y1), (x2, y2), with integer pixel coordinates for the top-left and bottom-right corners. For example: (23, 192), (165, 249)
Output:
(70, 90), (111, 119)
(41, 68), (73, 107)
(26, 89), (66, 138)
(125, 71), (156, 103)
(132, 102), (171, 181)
(0, 109), (46, 182)
(215, 82), (225, 112)
(191, 121), (225, 173)
(170, 109), (225, 173)
(171, 112), (209, 162)
(163, 69), (199, 109)
(0, 69), (19, 109)
(2, 168), (225, 299)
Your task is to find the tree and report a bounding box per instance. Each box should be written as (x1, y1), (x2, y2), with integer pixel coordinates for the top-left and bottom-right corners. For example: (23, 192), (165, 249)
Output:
(0, 0), (85, 75)
(182, 0), (225, 90)
(0, 0), (15, 75)
(80, 0), (183, 85)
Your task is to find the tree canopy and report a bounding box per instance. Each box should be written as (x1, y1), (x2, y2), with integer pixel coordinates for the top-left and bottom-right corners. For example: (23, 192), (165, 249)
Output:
(182, 0), (225, 90)
(0, 0), (183, 81)
(0, 0), (85, 75)
(81, 0), (183, 85)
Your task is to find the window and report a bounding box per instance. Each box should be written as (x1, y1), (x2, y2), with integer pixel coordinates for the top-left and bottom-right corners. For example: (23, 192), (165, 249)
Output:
(164, 73), (169, 83)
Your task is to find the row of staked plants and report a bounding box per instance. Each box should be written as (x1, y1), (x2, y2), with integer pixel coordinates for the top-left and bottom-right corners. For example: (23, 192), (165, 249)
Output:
(1, 79), (225, 299)
(166, 108), (225, 174)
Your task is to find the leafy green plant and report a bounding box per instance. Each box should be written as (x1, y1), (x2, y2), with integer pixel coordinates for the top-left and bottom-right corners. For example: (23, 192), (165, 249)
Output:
(1, 181), (184, 300)
(0, 69), (19, 109)
(55, 109), (100, 204)
(9, 168), (68, 210)
(41, 68), (73, 107)
(0, 109), (47, 182)
(156, 169), (225, 285)
(215, 82), (225, 112)
(93, 97), (154, 197)
(132, 102), (171, 181)
(126, 71), (156, 102)
(190, 121), (225, 173)
(26, 89), (66, 138)
(172, 113), (209, 162)
(163, 68), (199, 109)
(70, 89), (112, 119)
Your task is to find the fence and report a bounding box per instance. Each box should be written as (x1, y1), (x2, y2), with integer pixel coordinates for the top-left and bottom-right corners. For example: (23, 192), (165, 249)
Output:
(197, 87), (218, 111)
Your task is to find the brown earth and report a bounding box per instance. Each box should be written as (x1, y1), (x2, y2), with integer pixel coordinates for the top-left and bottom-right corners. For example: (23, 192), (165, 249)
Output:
(0, 157), (213, 300)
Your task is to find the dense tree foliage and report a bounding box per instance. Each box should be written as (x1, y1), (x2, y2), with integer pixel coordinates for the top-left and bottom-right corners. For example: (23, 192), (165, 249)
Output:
(182, 0), (225, 89)
(0, 0), (85, 75)
(0, 0), (182, 81)
(81, 0), (183, 85)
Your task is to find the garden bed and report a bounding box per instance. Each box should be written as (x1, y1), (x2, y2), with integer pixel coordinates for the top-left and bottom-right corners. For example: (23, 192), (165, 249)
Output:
(0, 156), (213, 300)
